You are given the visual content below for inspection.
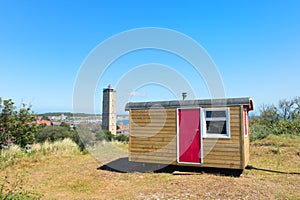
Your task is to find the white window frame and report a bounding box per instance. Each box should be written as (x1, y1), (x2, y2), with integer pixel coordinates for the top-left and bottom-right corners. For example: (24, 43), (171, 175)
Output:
(202, 107), (230, 139)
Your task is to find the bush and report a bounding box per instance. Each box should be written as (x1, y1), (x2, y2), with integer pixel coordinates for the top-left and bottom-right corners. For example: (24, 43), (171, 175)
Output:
(35, 126), (74, 143)
(270, 120), (300, 135)
(70, 132), (85, 152)
(250, 116), (300, 141)
(250, 123), (271, 141)
(95, 130), (114, 141)
(115, 134), (129, 142)
(0, 98), (39, 148)
(34, 126), (87, 151)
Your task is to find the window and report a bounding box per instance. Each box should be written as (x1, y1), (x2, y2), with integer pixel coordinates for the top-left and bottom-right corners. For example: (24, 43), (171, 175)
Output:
(202, 108), (230, 138)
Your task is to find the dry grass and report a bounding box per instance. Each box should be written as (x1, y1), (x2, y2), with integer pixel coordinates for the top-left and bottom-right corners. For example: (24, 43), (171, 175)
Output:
(1, 137), (300, 199)
(0, 138), (81, 169)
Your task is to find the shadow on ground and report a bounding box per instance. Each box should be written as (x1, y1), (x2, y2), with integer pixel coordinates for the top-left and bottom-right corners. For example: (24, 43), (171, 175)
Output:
(97, 157), (243, 177)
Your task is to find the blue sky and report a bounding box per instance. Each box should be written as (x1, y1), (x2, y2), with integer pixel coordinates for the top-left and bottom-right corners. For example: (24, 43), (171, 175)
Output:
(0, 0), (299, 114)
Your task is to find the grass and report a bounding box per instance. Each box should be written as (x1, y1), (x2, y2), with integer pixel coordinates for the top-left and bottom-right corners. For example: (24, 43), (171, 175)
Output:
(0, 138), (81, 169)
(0, 173), (42, 200)
(0, 136), (299, 199)
(252, 134), (300, 147)
(250, 134), (300, 173)
(89, 141), (129, 164)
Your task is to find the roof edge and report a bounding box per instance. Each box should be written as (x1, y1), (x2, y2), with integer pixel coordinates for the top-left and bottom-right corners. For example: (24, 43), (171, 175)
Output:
(125, 97), (254, 111)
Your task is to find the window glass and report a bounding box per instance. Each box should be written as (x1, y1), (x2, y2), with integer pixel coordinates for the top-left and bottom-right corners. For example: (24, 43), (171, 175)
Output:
(206, 111), (226, 118)
(203, 108), (230, 138)
(206, 121), (227, 135)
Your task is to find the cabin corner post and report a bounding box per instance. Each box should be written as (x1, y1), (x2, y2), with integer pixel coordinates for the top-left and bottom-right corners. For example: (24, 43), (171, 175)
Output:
(176, 108), (180, 164)
(128, 109), (132, 162)
(244, 107), (250, 166)
(240, 106), (246, 169)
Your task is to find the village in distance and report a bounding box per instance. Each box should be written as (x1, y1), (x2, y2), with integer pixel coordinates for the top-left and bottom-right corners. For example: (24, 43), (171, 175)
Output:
(34, 112), (129, 136)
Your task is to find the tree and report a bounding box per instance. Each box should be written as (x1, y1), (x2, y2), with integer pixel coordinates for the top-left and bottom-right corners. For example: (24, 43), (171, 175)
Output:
(277, 97), (300, 121)
(0, 98), (38, 148)
(258, 104), (280, 126)
(250, 97), (300, 140)
(278, 98), (295, 120)
(0, 98), (15, 146)
(292, 97), (300, 120)
(13, 103), (38, 147)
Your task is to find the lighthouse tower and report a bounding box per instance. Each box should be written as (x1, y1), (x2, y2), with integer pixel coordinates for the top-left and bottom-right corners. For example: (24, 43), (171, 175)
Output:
(102, 84), (117, 135)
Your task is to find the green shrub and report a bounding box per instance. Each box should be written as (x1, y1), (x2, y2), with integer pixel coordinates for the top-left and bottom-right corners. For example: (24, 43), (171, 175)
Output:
(34, 126), (73, 143)
(70, 132), (86, 151)
(271, 120), (300, 135)
(115, 134), (129, 142)
(250, 123), (271, 141)
(95, 130), (114, 141)
(0, 98), (39, 148)
(250, 118), (300, 141)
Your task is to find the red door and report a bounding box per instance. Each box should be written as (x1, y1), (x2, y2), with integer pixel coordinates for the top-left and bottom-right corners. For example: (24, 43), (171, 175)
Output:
(178, 108), (201, 163)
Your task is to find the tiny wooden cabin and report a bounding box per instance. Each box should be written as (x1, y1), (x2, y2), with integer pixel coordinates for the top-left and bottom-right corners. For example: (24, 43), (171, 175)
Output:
(125, 97), (254, 170)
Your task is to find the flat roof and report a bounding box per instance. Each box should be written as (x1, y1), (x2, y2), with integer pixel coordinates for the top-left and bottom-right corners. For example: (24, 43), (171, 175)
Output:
(125, 97), (254, 111)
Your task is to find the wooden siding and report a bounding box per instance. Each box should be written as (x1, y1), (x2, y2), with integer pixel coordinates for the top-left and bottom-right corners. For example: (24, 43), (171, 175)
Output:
(129, 106), (246, 169)
(202, 106), (242, 169)
(244, 135), (250, 166)
(129, 108), (177, 164)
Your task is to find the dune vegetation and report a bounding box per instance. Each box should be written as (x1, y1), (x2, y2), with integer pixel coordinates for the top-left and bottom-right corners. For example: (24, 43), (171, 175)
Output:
(1, 97), (300, 199)
(0, 135), (299, 200)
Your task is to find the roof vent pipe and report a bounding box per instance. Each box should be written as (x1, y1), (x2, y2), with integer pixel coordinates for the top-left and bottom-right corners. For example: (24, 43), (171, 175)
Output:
(182, 92), (187, 101)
